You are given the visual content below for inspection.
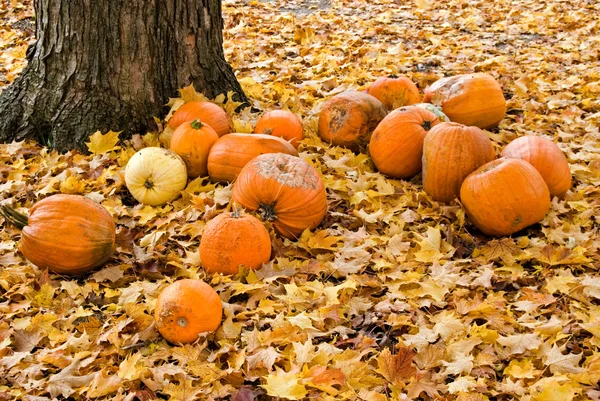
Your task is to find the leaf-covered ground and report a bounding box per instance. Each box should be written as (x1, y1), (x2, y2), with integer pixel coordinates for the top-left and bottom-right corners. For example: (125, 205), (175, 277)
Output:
(1, 0), (600, 400)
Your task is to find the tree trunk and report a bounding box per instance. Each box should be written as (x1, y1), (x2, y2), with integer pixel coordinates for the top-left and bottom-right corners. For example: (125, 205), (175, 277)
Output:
(0, 0), (247, 151)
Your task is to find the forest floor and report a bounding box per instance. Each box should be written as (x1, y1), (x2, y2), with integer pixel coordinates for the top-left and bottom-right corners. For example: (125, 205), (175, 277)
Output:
(1, 0), (600, 400)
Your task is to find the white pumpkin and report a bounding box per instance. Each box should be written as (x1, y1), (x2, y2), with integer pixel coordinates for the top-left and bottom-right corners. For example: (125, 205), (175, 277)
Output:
(125, 147), (188, 206)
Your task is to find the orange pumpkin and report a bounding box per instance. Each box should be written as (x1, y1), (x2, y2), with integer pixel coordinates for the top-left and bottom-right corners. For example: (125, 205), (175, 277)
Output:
(169, 119), (219, 178)
(318, 91), (387, 151)
(369, 106), (440, 179)
(0, 194), (116, 275)
(155, 279), (223, 344)
(168, 101), (230, 137)
(232, 153), (327, 239)
(501, 136), (571, 198)
(422, 122), (495, 203)
(423, 73), (506, 129)
(200, 210), (271, 275)
(207, 133), (298, 182)
(460, 158), (550, 236)
(366, 76), (421, 110)
(254, 110), (303, 148)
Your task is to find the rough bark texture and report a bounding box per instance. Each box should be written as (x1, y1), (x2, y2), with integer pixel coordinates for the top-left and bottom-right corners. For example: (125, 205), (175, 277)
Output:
(0, 0), (247, 151)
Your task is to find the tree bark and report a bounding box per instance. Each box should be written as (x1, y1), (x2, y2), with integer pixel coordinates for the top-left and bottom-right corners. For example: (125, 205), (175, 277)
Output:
(0, 0), (247, 151)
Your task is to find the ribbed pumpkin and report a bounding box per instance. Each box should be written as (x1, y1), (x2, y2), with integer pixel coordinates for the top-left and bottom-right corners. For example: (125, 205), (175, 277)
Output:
(232, 153), (327, 239)
(460, 158), (551, 236)
(318, 91), (387, 152)
(501, 136), (571, 198)
(422, 122), (496, 203)
(169, 119), (219, 178)
(207, 133), (298, 182)
(366, 76), (421, 111)
(0, 194), (116, 275)
(254, 110), (303, 148)
(125, 147), (188, 206)
(423, 73), (506, 129)
(168, 101), (230, 137)
(369, 106), (440, 179)
(200, 210), (271, 275)
(413, 103), (449, 122)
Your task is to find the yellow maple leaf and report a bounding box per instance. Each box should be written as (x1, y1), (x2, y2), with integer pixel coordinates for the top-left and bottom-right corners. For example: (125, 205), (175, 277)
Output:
(59, 176), (86, 194)
(534, 381), (579, 401)
(261, 369), (308, 400)
(85, 130), (121, 154)
(178, 84), (209, 103)
(413, 227), (453, 262)
(503, 359), (540, 379)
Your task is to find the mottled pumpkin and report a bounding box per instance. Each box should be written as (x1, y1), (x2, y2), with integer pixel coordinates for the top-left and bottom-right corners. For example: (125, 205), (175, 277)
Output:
(369, 106), (440, 179)
(169, 119), (219, 178)
(0, 194), (116, 275)
(207, 133), (298, 182)
(232, 153), (327, 239)
(200, 210), (271, 275)
(423, 73), (506, 129)
(318, 91), (387, 151)
(422, 122), (496, 203)
(366, 76), (421, 110)
(461, 158), (550, 236)
(413, 103), (449, 122)
(168, 101), (230, 137)
(501, 136), (571, 198)
(254, 110), (304, 148)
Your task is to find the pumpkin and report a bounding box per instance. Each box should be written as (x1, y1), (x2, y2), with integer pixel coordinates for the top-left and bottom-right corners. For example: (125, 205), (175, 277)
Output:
(169, 119), (219, 178)
(366, 76), (421, 110)
(501, 136), (571, 198)
(422, 122), (495, 203)
(460, 158), (550, 236)
(155, 279), (223, 344)
(0, 194), (116, 275)
(125, 147), (188, 206)
(207, 133), (298, 182)
(413, 103), (449, 122)
(168, 101), (230, 137)
(318, 90), (387, 151)
(254, 110), (304, 148)
(369, 106), (440, 179)
(423, 73), (506, 129)
(232, 153), (327, 239)
(200, 210), (271, 275)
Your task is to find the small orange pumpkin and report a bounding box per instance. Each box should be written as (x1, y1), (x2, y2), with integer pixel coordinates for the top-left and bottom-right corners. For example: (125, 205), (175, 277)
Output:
(254, 110), (303, 148)
(318, 91), (387, 151)
(207, 133), (298, 182)
(0, 194), (116, 275)
(169, 119), (219, 178)
(366, 76), (421, 111)
(461, 158), (550, 236)
(501, 136), (571, 198)
(168, 101), (230, 137)
(423, 73), (506, 129)
(422, 122), (496, 203)
(232, 153), (327, 239)
(369, 106), (440, 179)
(200, 210), (271, 275)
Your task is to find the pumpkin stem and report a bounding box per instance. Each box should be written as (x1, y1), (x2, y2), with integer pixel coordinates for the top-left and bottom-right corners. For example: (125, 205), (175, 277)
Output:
(190, 119), (204, 130)
(0, 205), (29, 229)
(230, 207), (243, 218)
(421, 120), (432, 131)
(258, 203), (277, 221)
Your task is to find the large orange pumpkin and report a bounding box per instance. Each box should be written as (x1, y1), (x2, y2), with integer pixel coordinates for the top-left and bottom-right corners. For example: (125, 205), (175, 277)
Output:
(207, 133), (298, 182)
(501, 136), (571, 198)
(366, 76), (421, 111)
(155, 279), (223, 344)
(232, 153), (327, 239)
(254, 110), (304, 148)
(200, 210), (271, 275)
(369, 106), (440, 179)
(168, 101), (230, 137)
(0, 194), (116, 275)
(460, 158), (550, 236)
(318, 91), (387, 151)
(169, 119), (219, 178)
(423, 73), (506, 129)
(422, 122), (495, 203)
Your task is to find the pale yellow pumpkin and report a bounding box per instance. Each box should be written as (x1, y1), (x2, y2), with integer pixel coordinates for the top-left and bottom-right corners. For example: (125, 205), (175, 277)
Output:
(125, 147), (188, 206)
